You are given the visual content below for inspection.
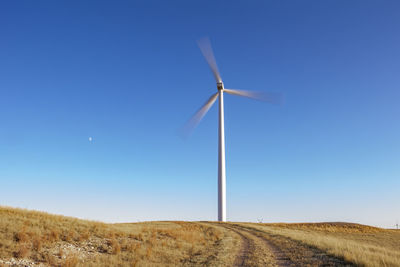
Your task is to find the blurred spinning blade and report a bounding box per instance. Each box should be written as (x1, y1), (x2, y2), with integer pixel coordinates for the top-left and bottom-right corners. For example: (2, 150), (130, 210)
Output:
(182, 92), (219, 137)
(197, 37), (222, 83)
(224, 89), (283, 105)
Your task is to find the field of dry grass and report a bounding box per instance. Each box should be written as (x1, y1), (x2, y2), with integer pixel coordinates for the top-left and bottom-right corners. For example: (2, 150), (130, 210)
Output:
(0, 206), (237, 266)
(239, 222), (400, 267)
(1, 206), (399, 267)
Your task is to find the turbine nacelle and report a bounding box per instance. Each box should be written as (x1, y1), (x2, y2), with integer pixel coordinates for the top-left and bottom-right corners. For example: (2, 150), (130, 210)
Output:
(217, 82), (224, 91)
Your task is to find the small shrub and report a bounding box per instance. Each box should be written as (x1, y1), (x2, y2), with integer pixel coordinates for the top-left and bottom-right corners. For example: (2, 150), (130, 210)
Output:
(44, 251), (58, 266)
(128, 233), (137, 239)
(127, 242), (140, 252)
(48, 229), (60, 242)
(120, 238), (127, 249)
(78, 230), (90, 241)
(131, 259), (139, 267)
(14, 230), (29, 243)
(61, 233), (71, 242)
(145, 246), (152, 258)
(138, 233), (143, 241)
(98, 243), (109, 253)
(109, 239), (121, 255)
(59, 248), (64, 258)
(63, 254), (79, 267)
(32, 236), (42, 251)
(14, 244), (30, 258)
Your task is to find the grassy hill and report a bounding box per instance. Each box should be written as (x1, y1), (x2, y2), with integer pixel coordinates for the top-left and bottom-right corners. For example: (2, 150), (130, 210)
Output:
(0, 206), (399, 266)
(0, 206), (229, 266)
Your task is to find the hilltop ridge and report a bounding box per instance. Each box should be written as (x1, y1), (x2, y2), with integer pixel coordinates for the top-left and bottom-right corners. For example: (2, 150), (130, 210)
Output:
(0, 206), (399, 266)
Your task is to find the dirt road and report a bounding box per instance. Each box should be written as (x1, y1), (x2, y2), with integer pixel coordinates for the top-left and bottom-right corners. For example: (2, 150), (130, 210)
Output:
(203, 222), (355, 267)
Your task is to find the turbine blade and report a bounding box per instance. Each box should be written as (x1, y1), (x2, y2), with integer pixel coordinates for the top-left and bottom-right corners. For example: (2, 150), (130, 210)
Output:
(197, 37), (222, 83)
(224, 89), (283, 105)
(182, 92), (219, 137)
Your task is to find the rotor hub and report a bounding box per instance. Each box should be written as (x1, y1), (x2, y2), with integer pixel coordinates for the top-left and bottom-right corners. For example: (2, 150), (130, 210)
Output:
(217, 82), (224, 90)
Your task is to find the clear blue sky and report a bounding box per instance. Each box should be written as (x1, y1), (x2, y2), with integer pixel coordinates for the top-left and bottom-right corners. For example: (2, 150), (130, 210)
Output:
(1, 1), (399, 227)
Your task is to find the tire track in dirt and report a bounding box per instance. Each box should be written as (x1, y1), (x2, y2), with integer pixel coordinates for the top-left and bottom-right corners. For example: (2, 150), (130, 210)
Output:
(228, 224), (293, 266)
(221, 224), (288, 267)
(222, 225), (256, 266)
(230, 223), (355, 267)
(204, 222), (277, 267)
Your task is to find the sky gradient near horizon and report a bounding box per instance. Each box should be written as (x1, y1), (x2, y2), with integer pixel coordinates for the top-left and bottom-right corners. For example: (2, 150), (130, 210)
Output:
(1, 1), (400, 228)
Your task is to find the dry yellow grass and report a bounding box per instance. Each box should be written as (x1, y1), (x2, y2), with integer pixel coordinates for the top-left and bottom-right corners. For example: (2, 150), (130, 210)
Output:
(0, 206), (229, 266)
(240, 222), (400, 267)
(1, 206), (398, 266)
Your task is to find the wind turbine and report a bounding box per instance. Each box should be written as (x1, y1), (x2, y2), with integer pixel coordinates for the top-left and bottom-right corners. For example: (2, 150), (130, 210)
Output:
(184, 37), (282, 222)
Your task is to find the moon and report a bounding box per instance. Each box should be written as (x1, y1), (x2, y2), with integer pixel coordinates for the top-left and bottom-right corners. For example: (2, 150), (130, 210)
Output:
(89, 137), (93, 142)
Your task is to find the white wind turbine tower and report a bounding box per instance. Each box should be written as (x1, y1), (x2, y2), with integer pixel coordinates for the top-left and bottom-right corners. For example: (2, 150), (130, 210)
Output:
(184, 37), (282, 222)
